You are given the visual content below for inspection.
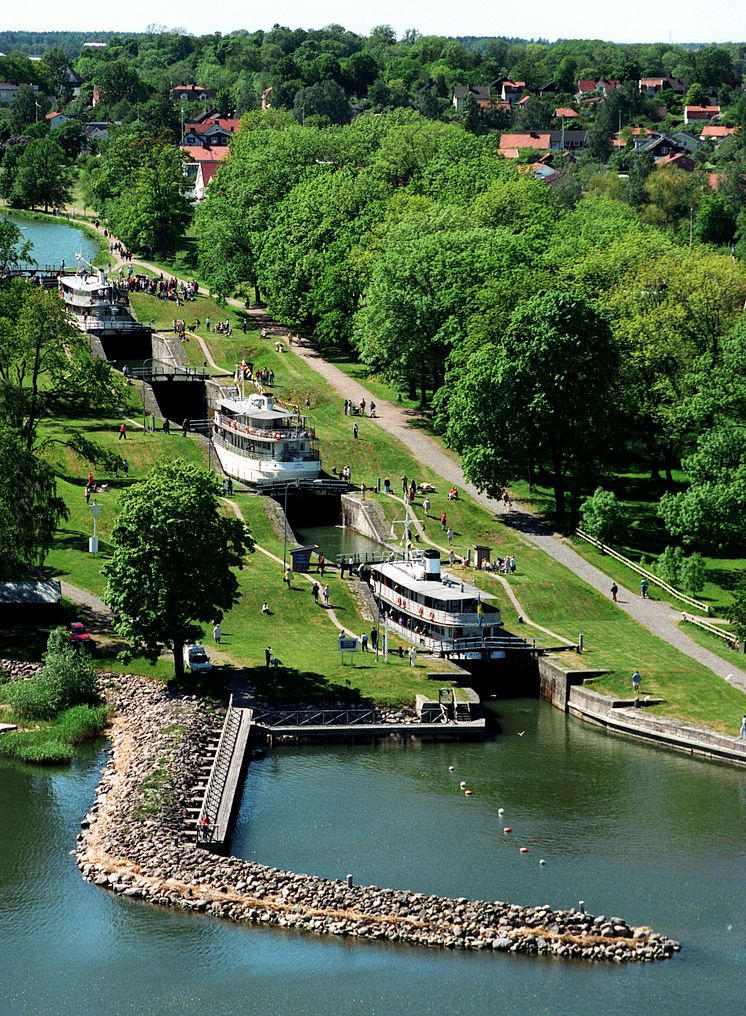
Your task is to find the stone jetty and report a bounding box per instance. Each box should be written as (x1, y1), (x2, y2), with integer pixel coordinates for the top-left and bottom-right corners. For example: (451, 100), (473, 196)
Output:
(75, 674), (680, 963)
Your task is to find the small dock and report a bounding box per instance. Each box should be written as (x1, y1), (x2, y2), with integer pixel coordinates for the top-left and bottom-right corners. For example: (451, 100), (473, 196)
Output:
(252, 705), (486, 742)
(194, 699), (253, 850)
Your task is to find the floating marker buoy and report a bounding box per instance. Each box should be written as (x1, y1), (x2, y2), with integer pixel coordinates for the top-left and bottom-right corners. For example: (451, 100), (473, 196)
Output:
(464, 789), (473, 797)
(448, 766), (454, 772)
(498, 808), (505, 816)
(459, 781), (467, 789)
(539, 859), (546, 866)
(503, 827), (512, 834)
(520, 847), (529, 854)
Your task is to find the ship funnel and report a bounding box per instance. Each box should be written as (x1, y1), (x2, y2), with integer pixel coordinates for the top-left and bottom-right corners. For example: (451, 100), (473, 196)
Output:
(98, 268), (106, 285)
(423, 549), (441, 581)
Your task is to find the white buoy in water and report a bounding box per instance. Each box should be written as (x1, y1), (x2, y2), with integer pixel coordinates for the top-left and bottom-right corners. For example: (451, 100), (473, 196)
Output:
(448, 766), (454, 772)
(498, 808), (505, 816)
(459, 781), (467, 789)
(539, 859), (546, 866)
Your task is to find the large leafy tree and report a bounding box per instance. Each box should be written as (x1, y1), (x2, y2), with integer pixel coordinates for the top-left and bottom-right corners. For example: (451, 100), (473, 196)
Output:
(441, 291), (619, 523)
(0, 424), (67, 580)
(0, 220), (33, 272)
(104, 461), (252, 677)
(8, 137), (71, 212)
(0, 281), (126, 455)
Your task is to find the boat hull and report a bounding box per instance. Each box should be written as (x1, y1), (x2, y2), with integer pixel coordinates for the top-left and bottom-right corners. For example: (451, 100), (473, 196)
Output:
(214, 441), (321, 486)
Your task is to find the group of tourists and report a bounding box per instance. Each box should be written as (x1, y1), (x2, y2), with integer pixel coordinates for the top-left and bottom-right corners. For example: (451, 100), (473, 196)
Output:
(482, 555), (517, 574)
(344, 398), (376, 417)
(108, 239), (133, 261)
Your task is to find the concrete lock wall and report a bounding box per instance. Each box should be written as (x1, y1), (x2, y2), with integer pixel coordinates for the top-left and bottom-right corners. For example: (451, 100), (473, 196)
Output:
(341, 494), (390, 545)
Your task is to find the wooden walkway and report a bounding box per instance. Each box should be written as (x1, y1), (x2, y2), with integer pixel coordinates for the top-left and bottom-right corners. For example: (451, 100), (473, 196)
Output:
(196, 701), (253, 850)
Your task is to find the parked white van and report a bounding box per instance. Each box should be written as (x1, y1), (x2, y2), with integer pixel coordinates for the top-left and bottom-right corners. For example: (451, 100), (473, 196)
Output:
(183, 643), (212, 672)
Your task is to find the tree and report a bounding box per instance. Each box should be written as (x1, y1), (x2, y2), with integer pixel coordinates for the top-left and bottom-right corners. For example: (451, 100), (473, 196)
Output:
(8, 136), (71, 212)
(656, 545), (684, 585)
(293, 79), (351, 125)
(579, 488), (628, 544)
(727, 576), (746, 643)
(109, 145), (191, 256)
(680, 552), (707, 595)
(694, 193), (737, 246)
(0, 281), (126, 454)
(103, 461), (252, 677)
(0, 219), (33, 272)
(0, 424), (67, 580)
(441, 291), (619, 523)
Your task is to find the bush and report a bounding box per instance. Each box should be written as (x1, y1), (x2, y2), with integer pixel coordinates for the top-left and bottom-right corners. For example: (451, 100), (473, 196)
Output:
(579, 488), (628, 545)
(6, 676), (60, 720)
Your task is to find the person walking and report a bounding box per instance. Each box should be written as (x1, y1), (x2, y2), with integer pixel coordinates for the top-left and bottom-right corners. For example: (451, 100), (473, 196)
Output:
(353, 422), (359, 439)
(632, 670), (641, 695)
(447, 526), (453, 546)
(440, 511), (447, 532)
(212, 623), (222, 643)
(322, 584), (331, 608)
(118, 422), (127, 440)
(284, 568), (292, 589)
(182, 418), (190, 437)
(401, 475), (407, 495)
(312, 582), (319, 605)
(361, 631), (368, 652)
(739, 715), (746, 740)
(318, 553), (325, 577)
(611, 583), (618, 603)
(370, 627), (378, 651)
(423, 496), (431, 515)
(640, 579), (649, 599)
(265, 646), (272, 667)
(361, 482), (366, 501)
(408, 645), (417, 667)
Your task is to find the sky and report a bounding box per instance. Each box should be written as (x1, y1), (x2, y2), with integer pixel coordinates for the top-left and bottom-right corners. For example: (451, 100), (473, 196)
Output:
(4, 0), (744, 44)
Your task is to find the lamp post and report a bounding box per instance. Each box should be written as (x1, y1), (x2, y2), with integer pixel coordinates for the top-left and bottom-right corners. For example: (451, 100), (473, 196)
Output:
(89, 501), (103, 556)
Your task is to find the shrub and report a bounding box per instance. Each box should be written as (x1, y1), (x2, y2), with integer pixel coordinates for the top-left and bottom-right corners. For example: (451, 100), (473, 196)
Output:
(15, 739), (74, 764)
(6, 676), (60, 720)
(43, 634), (98, 711)
(579, 488), (628, 545)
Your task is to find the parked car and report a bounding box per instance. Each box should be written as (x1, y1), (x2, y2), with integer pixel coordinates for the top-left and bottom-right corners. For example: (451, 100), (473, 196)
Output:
(69, 621), (94, 649)
(183, 643), (212, 672)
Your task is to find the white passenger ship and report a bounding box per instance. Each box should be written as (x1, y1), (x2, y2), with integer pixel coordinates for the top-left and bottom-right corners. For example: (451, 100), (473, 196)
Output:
(58, 264), (145, 335)
(369, 549), (505, 660)
(212, 392), (321, 486)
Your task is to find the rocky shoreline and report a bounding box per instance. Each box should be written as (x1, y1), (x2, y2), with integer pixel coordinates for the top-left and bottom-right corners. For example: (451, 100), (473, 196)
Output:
(75, 674), (679, 962)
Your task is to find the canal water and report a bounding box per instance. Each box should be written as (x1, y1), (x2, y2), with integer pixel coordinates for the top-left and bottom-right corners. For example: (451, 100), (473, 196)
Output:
(3, 698), (744, 1016)
(1, 210), (98, 268)
(294, 523), (385, 560)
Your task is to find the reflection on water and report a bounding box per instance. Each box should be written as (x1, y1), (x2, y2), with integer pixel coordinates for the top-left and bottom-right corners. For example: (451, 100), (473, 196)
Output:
(1, 211), (97, 268)
(2, 700), (745, 1016)
(294, 524), (384, 560)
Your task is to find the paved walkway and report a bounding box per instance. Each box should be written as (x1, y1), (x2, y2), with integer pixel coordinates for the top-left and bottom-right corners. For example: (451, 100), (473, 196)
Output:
(93, 226), (746, 692)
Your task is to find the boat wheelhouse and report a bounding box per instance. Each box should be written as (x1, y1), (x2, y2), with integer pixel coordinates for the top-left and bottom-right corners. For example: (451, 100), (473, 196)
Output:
(58, 267), (145, 335)
(212, 392), (321, 486)
(369, 549), (505, 660)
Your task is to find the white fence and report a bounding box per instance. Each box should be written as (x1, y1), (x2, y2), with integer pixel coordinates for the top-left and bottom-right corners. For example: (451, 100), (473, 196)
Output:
(575, 528), (710, 615)
(681, 613), (740, 650)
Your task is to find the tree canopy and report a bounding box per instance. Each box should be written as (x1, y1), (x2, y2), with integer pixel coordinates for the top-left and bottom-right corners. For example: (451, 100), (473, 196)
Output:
(103, 461), (253, 677)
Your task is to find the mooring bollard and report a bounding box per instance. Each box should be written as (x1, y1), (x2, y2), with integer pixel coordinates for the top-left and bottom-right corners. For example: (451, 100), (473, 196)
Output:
(347, 874), (353, 888)
(579, 900), (586, 915)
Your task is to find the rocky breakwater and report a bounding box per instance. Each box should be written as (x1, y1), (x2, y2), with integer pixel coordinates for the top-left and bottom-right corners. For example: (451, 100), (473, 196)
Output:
(76, 675), (680, 963)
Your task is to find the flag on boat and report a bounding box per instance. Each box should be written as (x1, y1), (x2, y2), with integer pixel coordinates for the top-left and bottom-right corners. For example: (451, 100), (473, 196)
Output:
(477, 593), (483, 626)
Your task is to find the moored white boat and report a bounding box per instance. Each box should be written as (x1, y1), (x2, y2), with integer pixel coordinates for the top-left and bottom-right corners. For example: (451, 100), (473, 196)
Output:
(212, 392), (321, 486)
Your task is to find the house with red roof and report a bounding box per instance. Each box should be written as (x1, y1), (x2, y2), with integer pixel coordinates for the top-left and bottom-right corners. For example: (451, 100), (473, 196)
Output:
(700, 124), (737, 143)
(554, 107), (578, 118)
(180, 144), (230, 200)
(169, 84), (215, 102)
(655, 152), (696, 172)
(576, 79), (620, 99)
(183, 116), (240, 147)
(684, 105), (720, 123)
(638, 77), (686, 95)
(452, 84), (492, 111)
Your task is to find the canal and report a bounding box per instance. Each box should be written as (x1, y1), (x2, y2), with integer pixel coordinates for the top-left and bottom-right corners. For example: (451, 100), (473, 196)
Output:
(3, 698), (744, 1015)
(1, 210), (98, 268)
